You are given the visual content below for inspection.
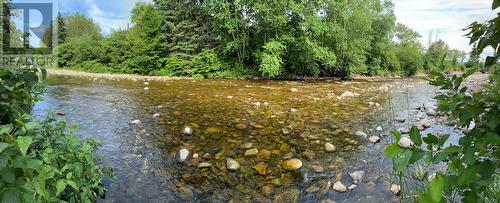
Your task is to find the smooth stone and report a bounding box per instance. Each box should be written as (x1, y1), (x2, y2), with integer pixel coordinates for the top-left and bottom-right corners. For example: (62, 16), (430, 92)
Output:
(369, 136), (381, 143)
(192, 153), (199, 159)
(197, 162), (212, 168)
(349, 171), (364, 183)
(226, 158), (240, 171)
(324, 143), (336, 152)
(144, 87), (149, 91)
(321, 199), (337, 203)
(254, 162), (268, 175)
(348, 184), (357, 190)
(282, 159), (303, 170)
(290, 88), (299, 92)
(152, 113), (160, 118)
(236, 124), (247, 130)
(398, 137), (414, 148)
(420, 119), (432, 129)
(398, 128), (410, 134)
(241, 143), (253, 149)
(395, 117), (406, 123)
(131, 120), (141, 125)
(289, 108), (299, 113)
(376, 126), (383, 132)
(426, 108), (437, 116)
(206, 127), (222, 134)
(340, 91), (357, 98)
(183, 127), (193, 135)
(245, 148), (259, 156)
(332, 181), (347, 192)
(379, 85), (389, 92)
(355, 131), (368, 138)
(390, 184), (401, 195)
(179, 149), (189, 162)
(312, 165), (325, 173)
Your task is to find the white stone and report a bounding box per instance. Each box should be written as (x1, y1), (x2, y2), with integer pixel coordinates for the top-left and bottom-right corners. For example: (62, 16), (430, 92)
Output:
(376, 126), (383, 132)
(426, 108), (437, 116)
(244, 148), (259, 156)
(198, 162), (212, 168)
(193, 153), (199, 159)
(290, 108), (299, 113)
(398, 137), (414, 148)
(395, 117), (406, 123)
(144, 87), (149, 91)
(226, 158), (240, 171)
(369, 136), (381, 143)
(340, 91), (357, 98)
(324, 143), (336, 152)
(379, 85), (389, 92)
(179, 149), (189, 162)
(143, 82), (149, 85)
(290, 88), (299, 92)
(131, 120), (141, 125)
(349, 171), (364, 183)
(427, 173), (436, 182)
(390, 184), (401, 195)
(333, 181), (347, 192)
(152, 113), (160, 118)
(348, 184), (357, 190)
(183, 127), (193, 135)
(355, 131), (368, 138)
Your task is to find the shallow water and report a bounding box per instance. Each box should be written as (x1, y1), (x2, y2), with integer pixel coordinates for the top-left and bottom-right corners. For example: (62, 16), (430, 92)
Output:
(32, 75), (462, 202)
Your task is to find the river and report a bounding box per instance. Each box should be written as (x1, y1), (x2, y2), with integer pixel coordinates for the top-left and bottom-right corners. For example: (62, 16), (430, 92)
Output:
(32, 75), (463, 202)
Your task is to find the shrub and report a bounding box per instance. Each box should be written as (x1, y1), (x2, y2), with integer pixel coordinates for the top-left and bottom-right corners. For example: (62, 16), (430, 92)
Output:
(0, 67), (108, 202)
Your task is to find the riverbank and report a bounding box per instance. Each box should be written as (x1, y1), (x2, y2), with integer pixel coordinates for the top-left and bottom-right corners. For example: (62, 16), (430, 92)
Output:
(46, 68), (192, 81)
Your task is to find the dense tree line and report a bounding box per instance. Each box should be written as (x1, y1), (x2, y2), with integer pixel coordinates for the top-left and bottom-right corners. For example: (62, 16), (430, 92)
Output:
(41, 0), (484, 78)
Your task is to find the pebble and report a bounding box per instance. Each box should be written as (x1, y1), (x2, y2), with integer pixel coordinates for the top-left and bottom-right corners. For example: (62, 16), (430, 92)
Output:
(376, 126), (383, 132)
(332, 181), (347, 192)
(197, 162), (213, 168)
(420, 119), (432, 129)
(131, 120), (141, 125)
(282, 159), (303, 170)
(348, 184), (357, 190)
(183, 127), (193, 135)
(426, 108), (437, 116)
(289, 108), (299, 113)
(355, 131), (368, 138)
(226, 158), (240, 171)
(324, 143), (336, 152)
(152, 113), (160, 118)
(290, 88), (299, 92)
(340, 91), (357, 98)
(398, 137), (414, 148)
(369, 136), (381, 143)
(192, 153), (199, 159)
(390, 184), (401, 195)
(398, 128), (410, 134)
(349, 171), (364, 183)
(236, 124), (247, 130)
(395, 117), (406, 123)
(179, 149), (189, 162)
(245, 148), (259, 156)
(144, 87), (149, 91)
(241, 143), (253, 149)
(311, 165), (324, 173)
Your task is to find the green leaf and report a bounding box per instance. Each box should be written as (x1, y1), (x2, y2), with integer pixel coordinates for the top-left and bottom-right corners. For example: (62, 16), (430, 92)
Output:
(0, 124), (13, 135)
(458, 165), (479, 186)
(56, 180), (67, 197)
(0, 143), (11, 154)
(41, 68), (47, 80)
(392, 130), (401, 140)
(384, 143), (401, 158)
(1, 168), (16, 183)
(463, 148), (475, 165)
(394, 150), (412, 172)
(16, 136), (33, 156)
(423, 134), (439, 145)
(409, 126), (422, 146)
(419, 173), (445, 203)
(1, 188), (21, 203)
(409, 148), (426, 164)
(494, 0), (500, 9)
(66, 180), (77, 190)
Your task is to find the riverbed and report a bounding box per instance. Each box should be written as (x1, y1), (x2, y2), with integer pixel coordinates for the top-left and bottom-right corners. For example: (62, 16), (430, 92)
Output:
(32, 74), (465, 203)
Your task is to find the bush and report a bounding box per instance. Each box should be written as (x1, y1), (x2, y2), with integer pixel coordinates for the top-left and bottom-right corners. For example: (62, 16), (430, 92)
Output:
(0, 67), (108, 202)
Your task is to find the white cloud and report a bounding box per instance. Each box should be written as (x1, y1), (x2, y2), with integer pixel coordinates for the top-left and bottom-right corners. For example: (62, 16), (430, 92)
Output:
(83, 0), (135, 34)
(394, 0), (495, 53)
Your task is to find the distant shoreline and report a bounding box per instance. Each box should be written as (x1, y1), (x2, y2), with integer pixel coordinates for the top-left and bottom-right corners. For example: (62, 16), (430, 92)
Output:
(46, 68), (192, 81)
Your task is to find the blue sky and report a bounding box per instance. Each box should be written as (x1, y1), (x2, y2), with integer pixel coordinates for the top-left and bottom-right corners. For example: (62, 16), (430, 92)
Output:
(12, 0), (497, 55)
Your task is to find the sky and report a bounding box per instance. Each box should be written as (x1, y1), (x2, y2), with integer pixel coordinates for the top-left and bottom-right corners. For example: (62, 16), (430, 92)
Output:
(11, 0), (497, 54)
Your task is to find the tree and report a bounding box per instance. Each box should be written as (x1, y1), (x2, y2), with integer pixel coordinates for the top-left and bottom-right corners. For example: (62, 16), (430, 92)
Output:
(57, 13), (67, 44)
(425, 40), (449, 71)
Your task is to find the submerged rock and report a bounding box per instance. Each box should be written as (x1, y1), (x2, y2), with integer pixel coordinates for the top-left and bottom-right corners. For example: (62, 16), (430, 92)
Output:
(241, 143), (253, 149)
(254, 162), (268, 175)
(349, 171), (364, 183)
(390, 184), (401, 195)
(376, 126), (383, 132)
(311, 165), (325, 173)
(426, 108), (437, 116)
(179, 149), (190, 162)
(348, 184), (357, 190)
(226, 158), (240, 171)
(324, 143), (336, 152)
(130, 120), (141, 125)
(395, 117), (406, 123)
(183, 127), (193, 135)
(332, 181), (347, 192)
(152, 113), (160, 118)
(355, 131), (368, 138)
(245, 148), (259, 156)
(198, 162), (212, 168)
(282, 159), (303, 170)
(235, 124), (247, 130)
(398, 137), (414, 148)
(369, 136), (381, 143)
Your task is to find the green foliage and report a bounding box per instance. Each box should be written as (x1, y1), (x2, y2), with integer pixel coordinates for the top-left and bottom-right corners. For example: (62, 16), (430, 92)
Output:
(0, 68), (108, 202)
(0, 67), (43, 124)
(259, 40), (286, 77)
